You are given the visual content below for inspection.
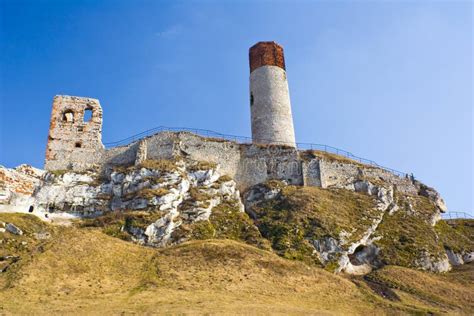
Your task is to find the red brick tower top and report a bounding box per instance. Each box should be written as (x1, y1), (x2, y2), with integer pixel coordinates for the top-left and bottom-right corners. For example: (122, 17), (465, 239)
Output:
(249, 41), (286, 73)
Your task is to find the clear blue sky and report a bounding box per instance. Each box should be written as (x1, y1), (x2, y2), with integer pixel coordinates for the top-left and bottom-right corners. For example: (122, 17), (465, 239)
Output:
(0, 0), (472, 214)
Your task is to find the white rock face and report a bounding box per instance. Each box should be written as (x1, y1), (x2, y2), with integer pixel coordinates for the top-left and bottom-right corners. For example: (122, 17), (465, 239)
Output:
(446, 249), (464, 266)
(34, 171), (107, 216)
(416, 252), (451, 273)
(0, 165), (44, 208)
(32, 160), (244, 247)
(463, 252), (474, 263)
(5, 223), (23, 235)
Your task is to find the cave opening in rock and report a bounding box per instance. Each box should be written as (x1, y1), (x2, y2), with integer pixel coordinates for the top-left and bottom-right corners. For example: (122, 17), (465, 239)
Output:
(349, 244), (380, 267)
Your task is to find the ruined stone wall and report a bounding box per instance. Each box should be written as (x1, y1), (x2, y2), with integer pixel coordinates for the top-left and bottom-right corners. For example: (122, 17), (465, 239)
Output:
(45, 95), (105, 171)
(299, 154), (419, 195)
(44, 116), (420, 197)
(144, 132), (302, 190)
(41, 95), (418, 195)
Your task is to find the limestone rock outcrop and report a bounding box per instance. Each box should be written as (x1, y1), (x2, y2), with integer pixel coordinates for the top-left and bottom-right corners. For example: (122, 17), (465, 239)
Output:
(243, 177), (464, 274)
(0, 152), (470, 275)
(0, 164), (44, 207)
(33, 159), (246, 247)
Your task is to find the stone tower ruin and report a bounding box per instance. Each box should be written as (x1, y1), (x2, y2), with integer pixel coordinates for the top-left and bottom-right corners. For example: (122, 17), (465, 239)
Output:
(45, 95), (104, 171)
(249, 41), (296, 147)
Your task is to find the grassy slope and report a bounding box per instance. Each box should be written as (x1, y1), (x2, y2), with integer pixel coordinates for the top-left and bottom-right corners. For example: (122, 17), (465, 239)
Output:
(1, 214), (473, 315)
(0, 216), (377, 315)
(249, 185), (380, 265)
(248, 183), (473, 272)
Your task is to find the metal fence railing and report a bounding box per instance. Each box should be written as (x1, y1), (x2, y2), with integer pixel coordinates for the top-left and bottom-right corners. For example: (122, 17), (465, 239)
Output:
(103, 126), (408, 177)
(441, 212), (474, 220)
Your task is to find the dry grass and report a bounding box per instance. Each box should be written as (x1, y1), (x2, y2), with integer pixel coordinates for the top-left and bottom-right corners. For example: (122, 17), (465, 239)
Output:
(360, 264), (474, 314)
(136, 187), (170, 199)
(0, 220), (379, 315)
(139, 159), (178, 172)
(188, 161), (217, 172)
(374, 194), (447, 267)
(1, 214), (473, 314)
(248, 185), (379, 265)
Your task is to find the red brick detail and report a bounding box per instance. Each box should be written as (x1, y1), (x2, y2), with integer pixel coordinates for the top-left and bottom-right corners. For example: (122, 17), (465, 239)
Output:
(249, 41), (286, 73)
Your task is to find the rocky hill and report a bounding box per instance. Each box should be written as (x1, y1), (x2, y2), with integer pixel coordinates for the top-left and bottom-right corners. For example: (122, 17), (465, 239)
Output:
(0, 154), (473, 314)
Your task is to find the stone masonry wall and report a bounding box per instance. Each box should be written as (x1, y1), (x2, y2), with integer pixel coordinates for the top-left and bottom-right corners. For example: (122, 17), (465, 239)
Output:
(250, 66), (296, 147)
(249, 41), (296, 148)
(44, 128), (422, 193)
(45, 95), (105, 171)
(41, 93), (434, 206)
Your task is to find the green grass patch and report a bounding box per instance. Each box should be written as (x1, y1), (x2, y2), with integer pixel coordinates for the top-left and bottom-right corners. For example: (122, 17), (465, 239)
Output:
(247, 184), (378, 266)
(173, 200), (271, 250)
(435, 219), (473, 253)
(373, 195), (445, 267)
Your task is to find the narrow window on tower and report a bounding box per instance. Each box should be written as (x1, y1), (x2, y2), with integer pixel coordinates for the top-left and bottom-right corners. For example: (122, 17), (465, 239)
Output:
(84, 108), (93, 123)
(250, 93), (254, 107)
(62, 110), (74, 123)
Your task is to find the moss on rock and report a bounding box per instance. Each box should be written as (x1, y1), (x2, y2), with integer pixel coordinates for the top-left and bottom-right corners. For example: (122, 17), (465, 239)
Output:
(174, 200), (271, 250)
(247, 184), (378, 265)
(373, 194), (446, 267)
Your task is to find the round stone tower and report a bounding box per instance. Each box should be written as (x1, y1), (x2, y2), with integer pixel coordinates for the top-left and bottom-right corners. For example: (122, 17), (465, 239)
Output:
(249, 41), (296, 147)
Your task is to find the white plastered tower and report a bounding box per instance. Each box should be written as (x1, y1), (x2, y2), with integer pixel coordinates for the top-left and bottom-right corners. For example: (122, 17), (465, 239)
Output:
(249, 41), (296, 147)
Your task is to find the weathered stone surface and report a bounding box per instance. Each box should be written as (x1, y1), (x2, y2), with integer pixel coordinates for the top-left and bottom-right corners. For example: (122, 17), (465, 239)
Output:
(416, 182), (448, 212)
(0, 165), (44, 208)
(44, 95), (105, 172)
(5, 223), (23, 235)
(446, 249), (464, 266)
(250, 66), (296, 147)
(415, 252), (451, 273)
(40, 125), (448, 216)
(249, 41), (286, 73)
(134, 139), (147, 166)
(33, 159), (244, 247)
(463, 252), (474, 263)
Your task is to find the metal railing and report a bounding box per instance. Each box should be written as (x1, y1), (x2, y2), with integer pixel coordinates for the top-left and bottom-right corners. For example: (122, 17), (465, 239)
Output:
(103, 125), (408, 177)
(441, 212), (474, 220)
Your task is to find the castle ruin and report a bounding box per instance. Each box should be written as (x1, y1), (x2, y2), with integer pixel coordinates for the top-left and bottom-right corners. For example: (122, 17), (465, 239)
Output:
(43, 42), (419, 194)
(45, 96), (104, 171)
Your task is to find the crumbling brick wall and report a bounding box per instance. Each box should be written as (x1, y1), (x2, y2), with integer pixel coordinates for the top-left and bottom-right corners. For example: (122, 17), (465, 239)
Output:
(44, 95), (105, 171)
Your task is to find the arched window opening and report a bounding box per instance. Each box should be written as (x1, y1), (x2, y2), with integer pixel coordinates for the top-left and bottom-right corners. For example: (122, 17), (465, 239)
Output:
(62, 110), (74, 123)
(75, 142), (82, 148)
(84, 108), (93, 123)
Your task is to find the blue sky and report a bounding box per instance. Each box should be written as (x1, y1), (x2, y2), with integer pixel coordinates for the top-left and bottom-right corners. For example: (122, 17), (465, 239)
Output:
(0, 0), (472, 214)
